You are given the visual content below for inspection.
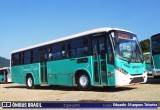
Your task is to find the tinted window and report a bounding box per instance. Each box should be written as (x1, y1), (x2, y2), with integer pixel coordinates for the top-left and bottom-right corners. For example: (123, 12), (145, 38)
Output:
(152, 35), (160, 55)
(61, 44), (66, 59)
(33, 48), (39, 63)
(107, 35), (114, 64)
(23, 51), (31, 64)
(51, 43), (62, 60)
(67, 37), (89, 58)
(12, 49), (39, 66)
(52, 43), (61, 52)
(12, 53), (20, 66)
(0, 70), (2, 74)
(99, 37), (106, 59)
(39, 48), (48, 63)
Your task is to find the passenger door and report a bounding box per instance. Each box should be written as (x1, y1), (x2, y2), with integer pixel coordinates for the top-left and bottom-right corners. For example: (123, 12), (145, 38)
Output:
(39, 48), (48, 84)
(91, 33), (108, 85)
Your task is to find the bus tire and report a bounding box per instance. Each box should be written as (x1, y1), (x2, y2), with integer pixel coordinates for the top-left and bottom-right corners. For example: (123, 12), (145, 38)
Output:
(76, 72), (91, 91)
(26, 75), (35, 89)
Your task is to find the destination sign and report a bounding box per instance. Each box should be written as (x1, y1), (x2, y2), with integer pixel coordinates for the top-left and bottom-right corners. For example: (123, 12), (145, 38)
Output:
(117, 33), (132, 39)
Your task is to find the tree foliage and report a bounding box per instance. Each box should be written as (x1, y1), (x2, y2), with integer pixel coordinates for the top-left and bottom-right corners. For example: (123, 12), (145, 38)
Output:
(140, 39), (150, 53)
(0, 56), (10, 68)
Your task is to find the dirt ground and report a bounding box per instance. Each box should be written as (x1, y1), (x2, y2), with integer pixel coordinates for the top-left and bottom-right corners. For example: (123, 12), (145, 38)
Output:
(0, 76), (160, 101)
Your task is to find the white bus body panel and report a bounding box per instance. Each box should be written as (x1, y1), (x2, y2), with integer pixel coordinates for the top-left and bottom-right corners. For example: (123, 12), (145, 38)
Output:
(7, 69), (12, 82)
(114, 69), (147, 86)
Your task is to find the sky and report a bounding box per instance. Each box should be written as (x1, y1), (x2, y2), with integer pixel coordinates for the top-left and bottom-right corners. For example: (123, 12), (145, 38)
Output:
(0, 0), (160, 59)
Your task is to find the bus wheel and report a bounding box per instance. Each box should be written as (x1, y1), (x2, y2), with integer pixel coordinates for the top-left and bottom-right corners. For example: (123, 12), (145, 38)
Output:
(76, 73), (91, 91)
(26, 75), (34, 89)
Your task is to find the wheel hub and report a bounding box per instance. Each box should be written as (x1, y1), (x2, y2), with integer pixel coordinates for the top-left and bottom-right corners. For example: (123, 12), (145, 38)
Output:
(27, 78), (33, 87)
(79, 75), (88, 87)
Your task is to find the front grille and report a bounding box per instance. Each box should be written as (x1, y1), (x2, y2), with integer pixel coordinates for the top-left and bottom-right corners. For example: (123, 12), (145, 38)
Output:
(156, 71), (160, 73)
(132, 66), (140, 68)
(130, 77), (144, 84)
(130, 74), (142, 76)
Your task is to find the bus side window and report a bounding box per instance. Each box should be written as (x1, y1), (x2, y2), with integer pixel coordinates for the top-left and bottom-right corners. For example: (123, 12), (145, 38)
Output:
(48, 47), (52, 61)
(99, 37), (106, 59)
(92, 38), (98, 60)
(61, 44), (66, 59)
(66, 42), (71, 58)
(52, 43), (61, 60)
(33, 48), (39, 63)
(31, 50), (33, 63)
(12, 53), (21, 66)
(24, 50), (31, 64)
(21, 52), (24, 65)
(66, 37), (89, 58)
(107, 36), (114, 64)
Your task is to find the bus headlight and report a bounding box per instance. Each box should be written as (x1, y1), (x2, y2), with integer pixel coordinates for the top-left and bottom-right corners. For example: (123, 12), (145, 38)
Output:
(116, 67), (128, 75)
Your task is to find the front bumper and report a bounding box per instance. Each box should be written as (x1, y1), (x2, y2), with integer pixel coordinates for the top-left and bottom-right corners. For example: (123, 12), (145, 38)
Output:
(152, 69), (160, 76)
(114, 70), (147, 86)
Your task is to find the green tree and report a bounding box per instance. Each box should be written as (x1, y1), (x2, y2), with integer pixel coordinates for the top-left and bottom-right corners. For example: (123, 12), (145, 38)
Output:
(0, 56), (10, 68)
(140, 39), (150, 53)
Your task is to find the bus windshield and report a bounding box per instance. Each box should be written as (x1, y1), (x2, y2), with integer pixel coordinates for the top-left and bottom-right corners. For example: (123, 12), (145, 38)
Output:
(143, 53), (151, 64)
(112, 31), (143, 63)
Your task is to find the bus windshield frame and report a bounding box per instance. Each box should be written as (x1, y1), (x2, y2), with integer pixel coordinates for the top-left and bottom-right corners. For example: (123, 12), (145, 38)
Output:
(111, 31), (143, 63)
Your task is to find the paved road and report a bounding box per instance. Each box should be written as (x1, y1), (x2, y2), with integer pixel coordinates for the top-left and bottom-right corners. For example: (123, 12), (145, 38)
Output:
(0, 76), (160, 101)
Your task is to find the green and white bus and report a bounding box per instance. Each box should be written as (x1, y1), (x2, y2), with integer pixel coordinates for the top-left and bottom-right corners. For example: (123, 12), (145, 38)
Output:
(143, 52), (152, 75)
(0, 67), (11, 84)
(11, 28), (147, 90)
(150, 33), (160, 78)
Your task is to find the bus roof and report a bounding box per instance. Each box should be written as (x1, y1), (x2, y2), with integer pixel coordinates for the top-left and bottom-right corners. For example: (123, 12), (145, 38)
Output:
(151, 33), (160, 38)
(11, 27), (134, 54)
(0, 67), (10, 70)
